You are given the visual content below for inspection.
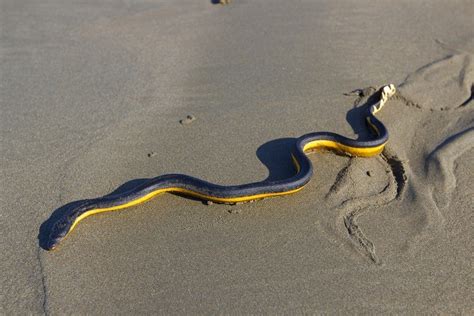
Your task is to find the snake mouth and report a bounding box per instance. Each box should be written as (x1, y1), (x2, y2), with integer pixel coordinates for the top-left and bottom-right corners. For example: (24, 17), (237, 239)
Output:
(45, 242), (58, 251)
(44, 237), (60, 251)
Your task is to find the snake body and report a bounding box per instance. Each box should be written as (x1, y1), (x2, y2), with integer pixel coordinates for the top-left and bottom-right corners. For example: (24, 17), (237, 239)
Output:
(46, 85), (396, 250)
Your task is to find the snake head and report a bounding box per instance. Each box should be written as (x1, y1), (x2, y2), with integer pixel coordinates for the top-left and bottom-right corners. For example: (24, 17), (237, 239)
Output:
(45, 216), (74, 251)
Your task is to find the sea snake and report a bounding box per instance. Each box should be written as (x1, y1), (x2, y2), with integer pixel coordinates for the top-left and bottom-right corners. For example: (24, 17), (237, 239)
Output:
(46, 84), (396, 250)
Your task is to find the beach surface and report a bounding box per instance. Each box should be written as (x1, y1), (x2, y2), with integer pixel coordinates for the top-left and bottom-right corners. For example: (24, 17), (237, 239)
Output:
(1, 0), (473, 313)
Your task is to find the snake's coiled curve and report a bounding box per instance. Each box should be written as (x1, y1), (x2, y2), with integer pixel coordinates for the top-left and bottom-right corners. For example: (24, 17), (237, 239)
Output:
(46, 85), (396, 250)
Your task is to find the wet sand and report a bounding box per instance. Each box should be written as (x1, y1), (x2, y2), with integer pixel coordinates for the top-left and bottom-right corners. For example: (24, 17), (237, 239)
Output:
(1, 0), (473, 313)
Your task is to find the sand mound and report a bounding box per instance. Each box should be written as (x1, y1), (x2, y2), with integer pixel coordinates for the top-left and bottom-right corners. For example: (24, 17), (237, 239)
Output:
(399, 53), (473, 110)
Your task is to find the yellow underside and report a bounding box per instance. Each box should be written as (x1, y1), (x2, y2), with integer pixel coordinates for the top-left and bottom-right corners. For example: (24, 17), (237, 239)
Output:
(69, 186), (305, 235)
(59, 138), (385, 249)
(303, 139), (385, 157)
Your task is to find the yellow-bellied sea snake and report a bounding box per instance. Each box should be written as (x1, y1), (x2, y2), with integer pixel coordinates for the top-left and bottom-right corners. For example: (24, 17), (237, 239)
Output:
(46, 84), (396, 250)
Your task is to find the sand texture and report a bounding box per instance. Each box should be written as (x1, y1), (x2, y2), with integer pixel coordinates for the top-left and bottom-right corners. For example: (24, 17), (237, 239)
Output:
(1, 0), (473, 314)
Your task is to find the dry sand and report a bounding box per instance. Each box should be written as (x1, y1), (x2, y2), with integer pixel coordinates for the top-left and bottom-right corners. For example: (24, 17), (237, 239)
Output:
(1, 0), (473, 314)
